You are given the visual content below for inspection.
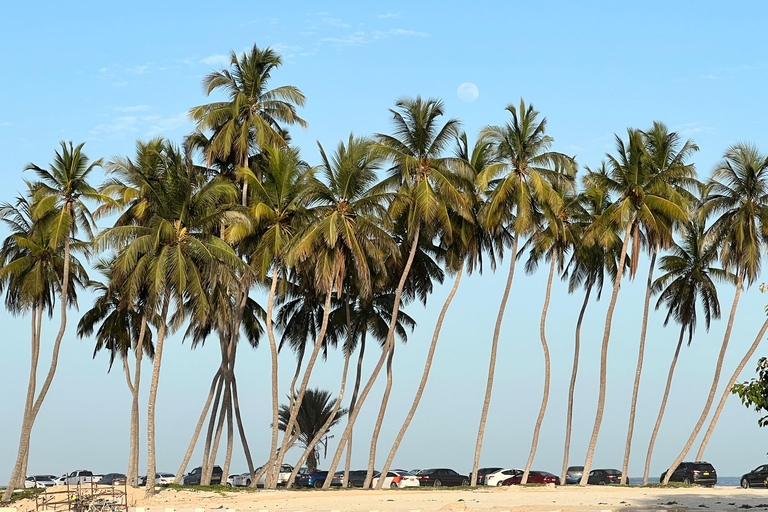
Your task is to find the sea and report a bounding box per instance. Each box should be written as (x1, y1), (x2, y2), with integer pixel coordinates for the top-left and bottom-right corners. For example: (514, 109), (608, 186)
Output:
(627, 476), (741, 487)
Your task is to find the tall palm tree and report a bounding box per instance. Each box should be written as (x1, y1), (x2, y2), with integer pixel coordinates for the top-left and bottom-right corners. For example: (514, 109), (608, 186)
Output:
(622, 123), (698, 484)
(189, 44), (307, 204)
(663, 143), (768, 483)
(277, 389), (348, 472)
(3, 142), (107, 500)
(472, 99), (575, 485)
(580, 129), (691, 485)
(643, 219), (727, 483)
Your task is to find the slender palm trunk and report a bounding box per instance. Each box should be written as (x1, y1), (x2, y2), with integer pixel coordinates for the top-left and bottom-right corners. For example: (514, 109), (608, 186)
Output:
(232, 377), (256, 484)
(560, 284), (592, 485)
(579, 222), (632, 485)
(4, 234), (72, 501)
(376, 267), (463, 489)
(124, 360), (136, 485)
(364, 337), (395, 487)
(622, 251), (657, 484)
(201, 371), (226, 484)
(270, 288), (335, 488)
(643, 330), (684, 484)
(204, 378), (230, 485)
(343, 330), (366, 486)
(127, 316), (146, 486)
(15, 304), (40, 488)
(696, 316), (768, 459)
(263, 261), (281, 486)
(472, 235), (518, 486)
(174, 371), (222, 483)
(144, 294), (171, 497)
(322, 225), (421, 489)
(662, 277), (743, 485)
(521, 256), (556, 484)
(221, 389), (235, 482)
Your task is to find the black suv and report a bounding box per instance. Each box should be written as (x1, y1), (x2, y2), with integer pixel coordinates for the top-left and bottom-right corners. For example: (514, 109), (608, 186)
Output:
(660, 461), (717, 487)
(183, 465), (223, 485)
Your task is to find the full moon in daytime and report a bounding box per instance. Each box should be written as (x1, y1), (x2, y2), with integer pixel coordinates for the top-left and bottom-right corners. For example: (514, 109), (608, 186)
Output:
(457, 82), (479, 102)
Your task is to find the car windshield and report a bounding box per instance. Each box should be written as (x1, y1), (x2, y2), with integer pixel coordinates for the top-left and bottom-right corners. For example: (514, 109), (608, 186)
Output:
(694, 463), (715, 472)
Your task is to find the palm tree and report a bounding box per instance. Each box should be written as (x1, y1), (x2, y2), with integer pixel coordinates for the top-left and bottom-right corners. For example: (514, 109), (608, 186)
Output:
(579, 129), (691, 485)
(374, 133), (497, 488)
(277, 389), (348, 472)
(189, 44), (307, 204)
(472, 99), (575, 486)
(3, 142), (107, 500)
(663, 143), (768, 483)
(622, 123), (698, 484)
(643, 219), (727, 483)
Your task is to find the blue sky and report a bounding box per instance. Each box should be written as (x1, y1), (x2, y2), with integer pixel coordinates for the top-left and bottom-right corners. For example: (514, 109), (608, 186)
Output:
(3, 0), (768, 484)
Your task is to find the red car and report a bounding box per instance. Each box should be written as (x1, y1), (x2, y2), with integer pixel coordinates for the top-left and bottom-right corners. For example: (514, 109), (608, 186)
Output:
(502, 471), (560, 486)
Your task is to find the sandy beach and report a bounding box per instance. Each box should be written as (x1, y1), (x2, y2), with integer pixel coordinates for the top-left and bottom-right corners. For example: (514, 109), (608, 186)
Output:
(10, 485), (768, 512)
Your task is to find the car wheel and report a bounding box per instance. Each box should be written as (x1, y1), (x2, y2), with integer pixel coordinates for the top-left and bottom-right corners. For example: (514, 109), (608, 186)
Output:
(433, 479), (442, 487)
(226, 483), (232, 487)
(313, 480), (323, 489)
(496, 481), (503, 487)
(683, 477), (691, 485)
(390, 482), (398, 489)
(462, 479), (469, 486)
(742, 478), (750, 489)
(598, 480), (606, 485)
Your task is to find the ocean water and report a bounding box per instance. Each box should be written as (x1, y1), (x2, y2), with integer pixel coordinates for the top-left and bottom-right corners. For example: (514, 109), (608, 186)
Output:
(626, 476), (741, 487)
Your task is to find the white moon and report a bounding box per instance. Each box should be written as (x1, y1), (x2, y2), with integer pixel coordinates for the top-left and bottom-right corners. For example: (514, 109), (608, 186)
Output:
(457, 82), (479, 103)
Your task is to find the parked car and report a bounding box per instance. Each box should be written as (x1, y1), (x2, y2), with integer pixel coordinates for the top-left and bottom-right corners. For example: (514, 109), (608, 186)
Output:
(99, 473), (126, 486)
(54, 474), (67, 486)
(660, 461), (717, 487)
(502, 471), (560, 486)
(24, 475), (57, 488)
(484, 468), (522, 487)
(254, 464), (294, 487)
(565, 466), (584, 485)
(742, 464), (768, 488)
(230, 472), (252, 487)
(66, 470), (101, 486)
(139, 473), (176, 486)
(415, 468), (469, 487)
(295, 470), (342, 488)
(469, 467), (502, 486)
(343, 470), (370, 488)
(183, 466), (223, 485)
(587, 469), (625, 485)
(372, 470), (420, 488)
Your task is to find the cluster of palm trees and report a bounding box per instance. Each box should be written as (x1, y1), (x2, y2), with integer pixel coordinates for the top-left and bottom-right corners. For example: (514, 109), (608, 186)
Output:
(3, 43), (768, 502)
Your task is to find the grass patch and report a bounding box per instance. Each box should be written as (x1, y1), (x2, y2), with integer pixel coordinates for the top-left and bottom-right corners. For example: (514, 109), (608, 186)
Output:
(0, 487), (44, 505)
(161, 484), (259, 496)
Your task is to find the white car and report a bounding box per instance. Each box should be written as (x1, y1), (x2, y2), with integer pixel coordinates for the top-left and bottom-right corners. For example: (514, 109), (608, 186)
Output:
(138, 473), (175, 486)
(230, 472), (252, 487)
(485, 468), (523, 486)
(25, 475), (57, 488)
(372, 470), (420, 489)
(256, 465), (293, 487)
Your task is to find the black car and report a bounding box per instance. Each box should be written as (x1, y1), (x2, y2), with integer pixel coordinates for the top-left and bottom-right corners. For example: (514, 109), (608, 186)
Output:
(741, 464), (768, 488)
(99, 473), (127, 486)
(470, 467), (502, 485)
(343, 470), (370, 488)
(587, 469), (625, 485)
(660, 461), (717, 487)
(183, 466), (223, 485)
(415, 468), (469, 487)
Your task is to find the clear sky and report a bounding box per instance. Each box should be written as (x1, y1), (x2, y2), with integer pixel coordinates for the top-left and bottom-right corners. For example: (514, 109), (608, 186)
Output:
(2, 0), (768, 484)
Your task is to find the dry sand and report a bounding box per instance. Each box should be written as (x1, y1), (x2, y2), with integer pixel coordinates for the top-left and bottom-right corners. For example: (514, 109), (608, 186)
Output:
(11, 485), (768, 512)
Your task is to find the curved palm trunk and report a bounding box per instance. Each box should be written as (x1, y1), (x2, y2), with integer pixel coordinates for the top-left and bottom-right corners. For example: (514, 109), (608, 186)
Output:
(231, 377), (256, 482)
(4, 235), (72, 501)
(200, 371), (226, 485)
(622, 251), (657, 484)
(124, 361), (136, 485)
(521, 256), (555, 484)
(286, 336), (352, 488)
(222, 392), (235, 482)
(560, 284), (592, 484)
(696, 316), (768, 460)
(144, 293), (171, 498)
(343, 330), (366, 486)
(375, 267), (463, 489)
(643, 329), (684, 484)
(15, 304), (41, 489)
(127, 316), (147, 486)
(263, 261), (282, 486)
(662, 277), (743, 485)
(364, 336), (396, 487)
(579, 222), (633, 486)
(270, 289), (335, 488)
(174, 371), (223, 483)
(472, 235), (518, 486)
(322, 225), (421, 489)
(203, 379), (230, 485)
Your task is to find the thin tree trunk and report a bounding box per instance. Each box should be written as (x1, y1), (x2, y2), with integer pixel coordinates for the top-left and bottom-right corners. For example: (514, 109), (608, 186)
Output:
(322, 225), (422, 489)
(144, 292), (171, 498)
(271, 288), (335, 488)
(128, 316), (147, 486)
(376, 267), (463, 489)
(364, 336), (395, 487)
(200, 371), (226, 485)
(622, 251), (656, 484)
(560, 284), (592, 485)
(20, 302), (44, 482)
(343, 330), (366, 486)
(231, 378), (256, 485)
(202, 337), (232, 485)
(472, 235), (518, 486)
(662, 277), (743, 485)
(174, 371), (222, 483)
(17, 304), (41, 488)
(521, 256), (556, 484)
(222, 389), (234, 483)
(579, 222), (633, 485)
(4, 233), (72, 501)
(263, 261), (281, 486)
(124, 359), (136, 486)
(696, 316), (768, 460)
(204, 379), (230, 485)
(643, 329), (684, 484)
